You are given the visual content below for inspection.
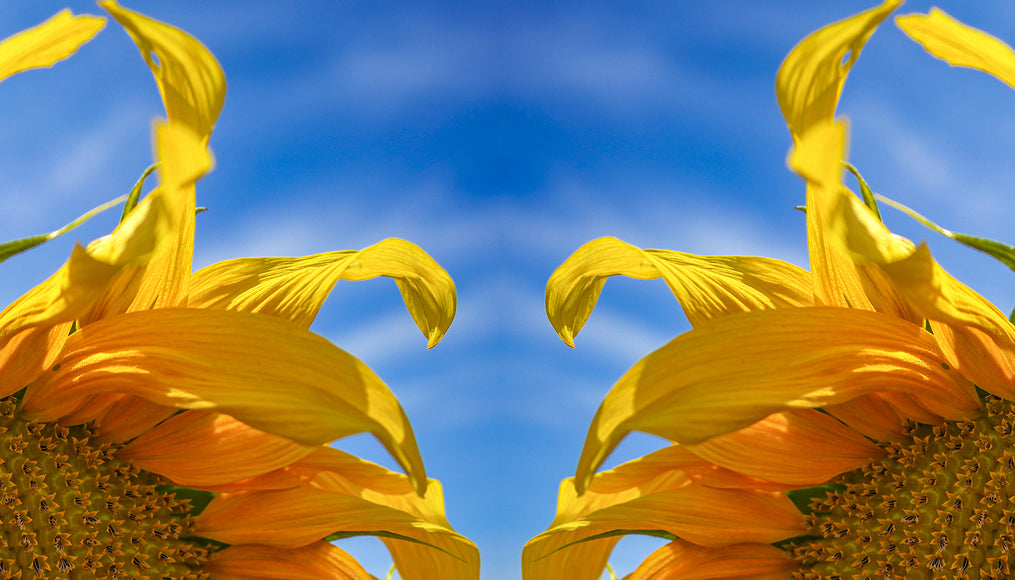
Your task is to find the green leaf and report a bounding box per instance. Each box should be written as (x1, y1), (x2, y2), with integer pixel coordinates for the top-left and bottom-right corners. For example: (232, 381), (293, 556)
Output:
(842, 162), (882, 222)
(786, 483), (845, 515)
(534, 529), (678, 561)
(121, 162), (160, 222)
(0, 195), (126, 264)
(323, 530), (468, 562)
(877, 193), (1015, 273)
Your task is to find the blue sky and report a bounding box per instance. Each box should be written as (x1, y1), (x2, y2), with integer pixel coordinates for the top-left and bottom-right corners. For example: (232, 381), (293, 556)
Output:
(4, 2), (1015, 578)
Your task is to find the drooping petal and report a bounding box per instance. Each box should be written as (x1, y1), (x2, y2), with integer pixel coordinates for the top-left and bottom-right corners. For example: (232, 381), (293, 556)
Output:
(0, 10), (104, 82)
(573, 306), (979, 493)
(797, 121), (1015, 402)
(99, 0), (224, 142)
(0, 186), (171, 347)
(203, 541), (378, 580)
(21, 307), (428, 494)
(898, 8), (1015, 90)
(523, 479), (805, 580)
(189, 238), (456, 347)
(194, 486), (478, 579)
(116, 411), (316, 487)
(776, 0), (900, 141)
(546, 237), (812, 346)
(621, 539), (796, 580)
(523, 446), (799, 580)
(683, 409), (884, 486)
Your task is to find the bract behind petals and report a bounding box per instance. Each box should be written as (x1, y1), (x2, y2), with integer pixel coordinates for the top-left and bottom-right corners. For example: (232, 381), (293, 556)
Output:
(621, 539), (796, 580)
(21, 307), (428, 495)
(190, 238), (457, 348)
(100, 0), (225, 142)
(776, 0), (900, 142)
(546, 237), (812, 347)
(898, 8), (1015, 90)
(204, 541), (379, 580)
(573, 306), (978, 493)
(0, 10), (104, 82)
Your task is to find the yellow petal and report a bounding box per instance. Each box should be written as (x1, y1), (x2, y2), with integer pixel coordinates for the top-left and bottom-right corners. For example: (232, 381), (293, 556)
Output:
(684, 409), (884, 486)
(523, 478), (804, 580)
(117, 411), (316, 487)
(0, 324), (69, 398)
(189, 238), (456, 347)
(0, 186), (171, 348)
(0, 10), (104, 82)
(194, 486), (478, 576)
(21, 307), (428, 494)
(898, 8), (1015, 90)
(573, 306), (979, 493)
(204, 542), (378, 580)
(523, 447), (800, 580)
(622, 539), (796, 580)
(776, 0), (900, 141)
(99, 0), (225, 142)
(876, 244), (1015, 401)
(81, 121), (212, 322)
(546, 237), (812, 347)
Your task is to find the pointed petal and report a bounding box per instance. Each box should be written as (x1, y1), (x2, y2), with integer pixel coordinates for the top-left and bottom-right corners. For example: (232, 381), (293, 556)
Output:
(684, 409), (884, 486)
(523, 446), (800, 580)
(0, 185), (171, 348)
(0, 10), (104, 82)
(574, 306), (979, 493)
(776, 0), (900, 141)
(546, 237), (812, 346)
(524, 480), (804, 579)
(117, 411), (316, 487)
(91, 395), (177, 442)
(0, 324), (69, 398)
(21, 307), (428, 494)
(798, 123), (1015, 402)
(824, 394), (907, 442)
(898, 9), (1015, 90)
(195, 486), (478, 576)
(622, 539), (796, 580)
(189, 239), (456, 347)
(204, 542), (378, 580)
(99, 0), (224, 142)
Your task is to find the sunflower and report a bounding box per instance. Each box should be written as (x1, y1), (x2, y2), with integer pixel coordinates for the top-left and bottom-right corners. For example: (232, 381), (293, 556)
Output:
(1, 5), (477, 579)
(523, 2), (1015, 578)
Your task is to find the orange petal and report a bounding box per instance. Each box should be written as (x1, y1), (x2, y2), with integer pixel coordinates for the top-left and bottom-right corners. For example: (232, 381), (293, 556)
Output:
(117, 411), (316, 487)
(824, 394), (907, 442)
(546, 237), (812, 346)
(574, 306), (979, 493)
(0, 10), (104, 82)
(21, 307), (427, 494)
(91, 395), (178, 443)
(622, 539), (796, 580)
(684, 409), (884, 486)
(203, 541), (378, 580)
(0, 323), (68, 398)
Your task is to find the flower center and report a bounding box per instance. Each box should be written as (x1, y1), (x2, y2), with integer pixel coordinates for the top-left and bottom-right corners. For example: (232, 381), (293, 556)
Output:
(792, 395), (1015, 579)
(0, 396), (211, 578)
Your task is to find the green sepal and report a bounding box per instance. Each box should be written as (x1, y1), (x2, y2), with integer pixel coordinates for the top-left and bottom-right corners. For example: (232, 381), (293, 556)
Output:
(786, 483), (846, 515)
(323, 530), (468, 562)
(0, 195), (126, 264)
(842, 162), (882, 222)
(156, 484), (216, 516)
(534, 529), (678, 562)
(121, 162), (160, 222)
(878, 193), (1015, 273)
